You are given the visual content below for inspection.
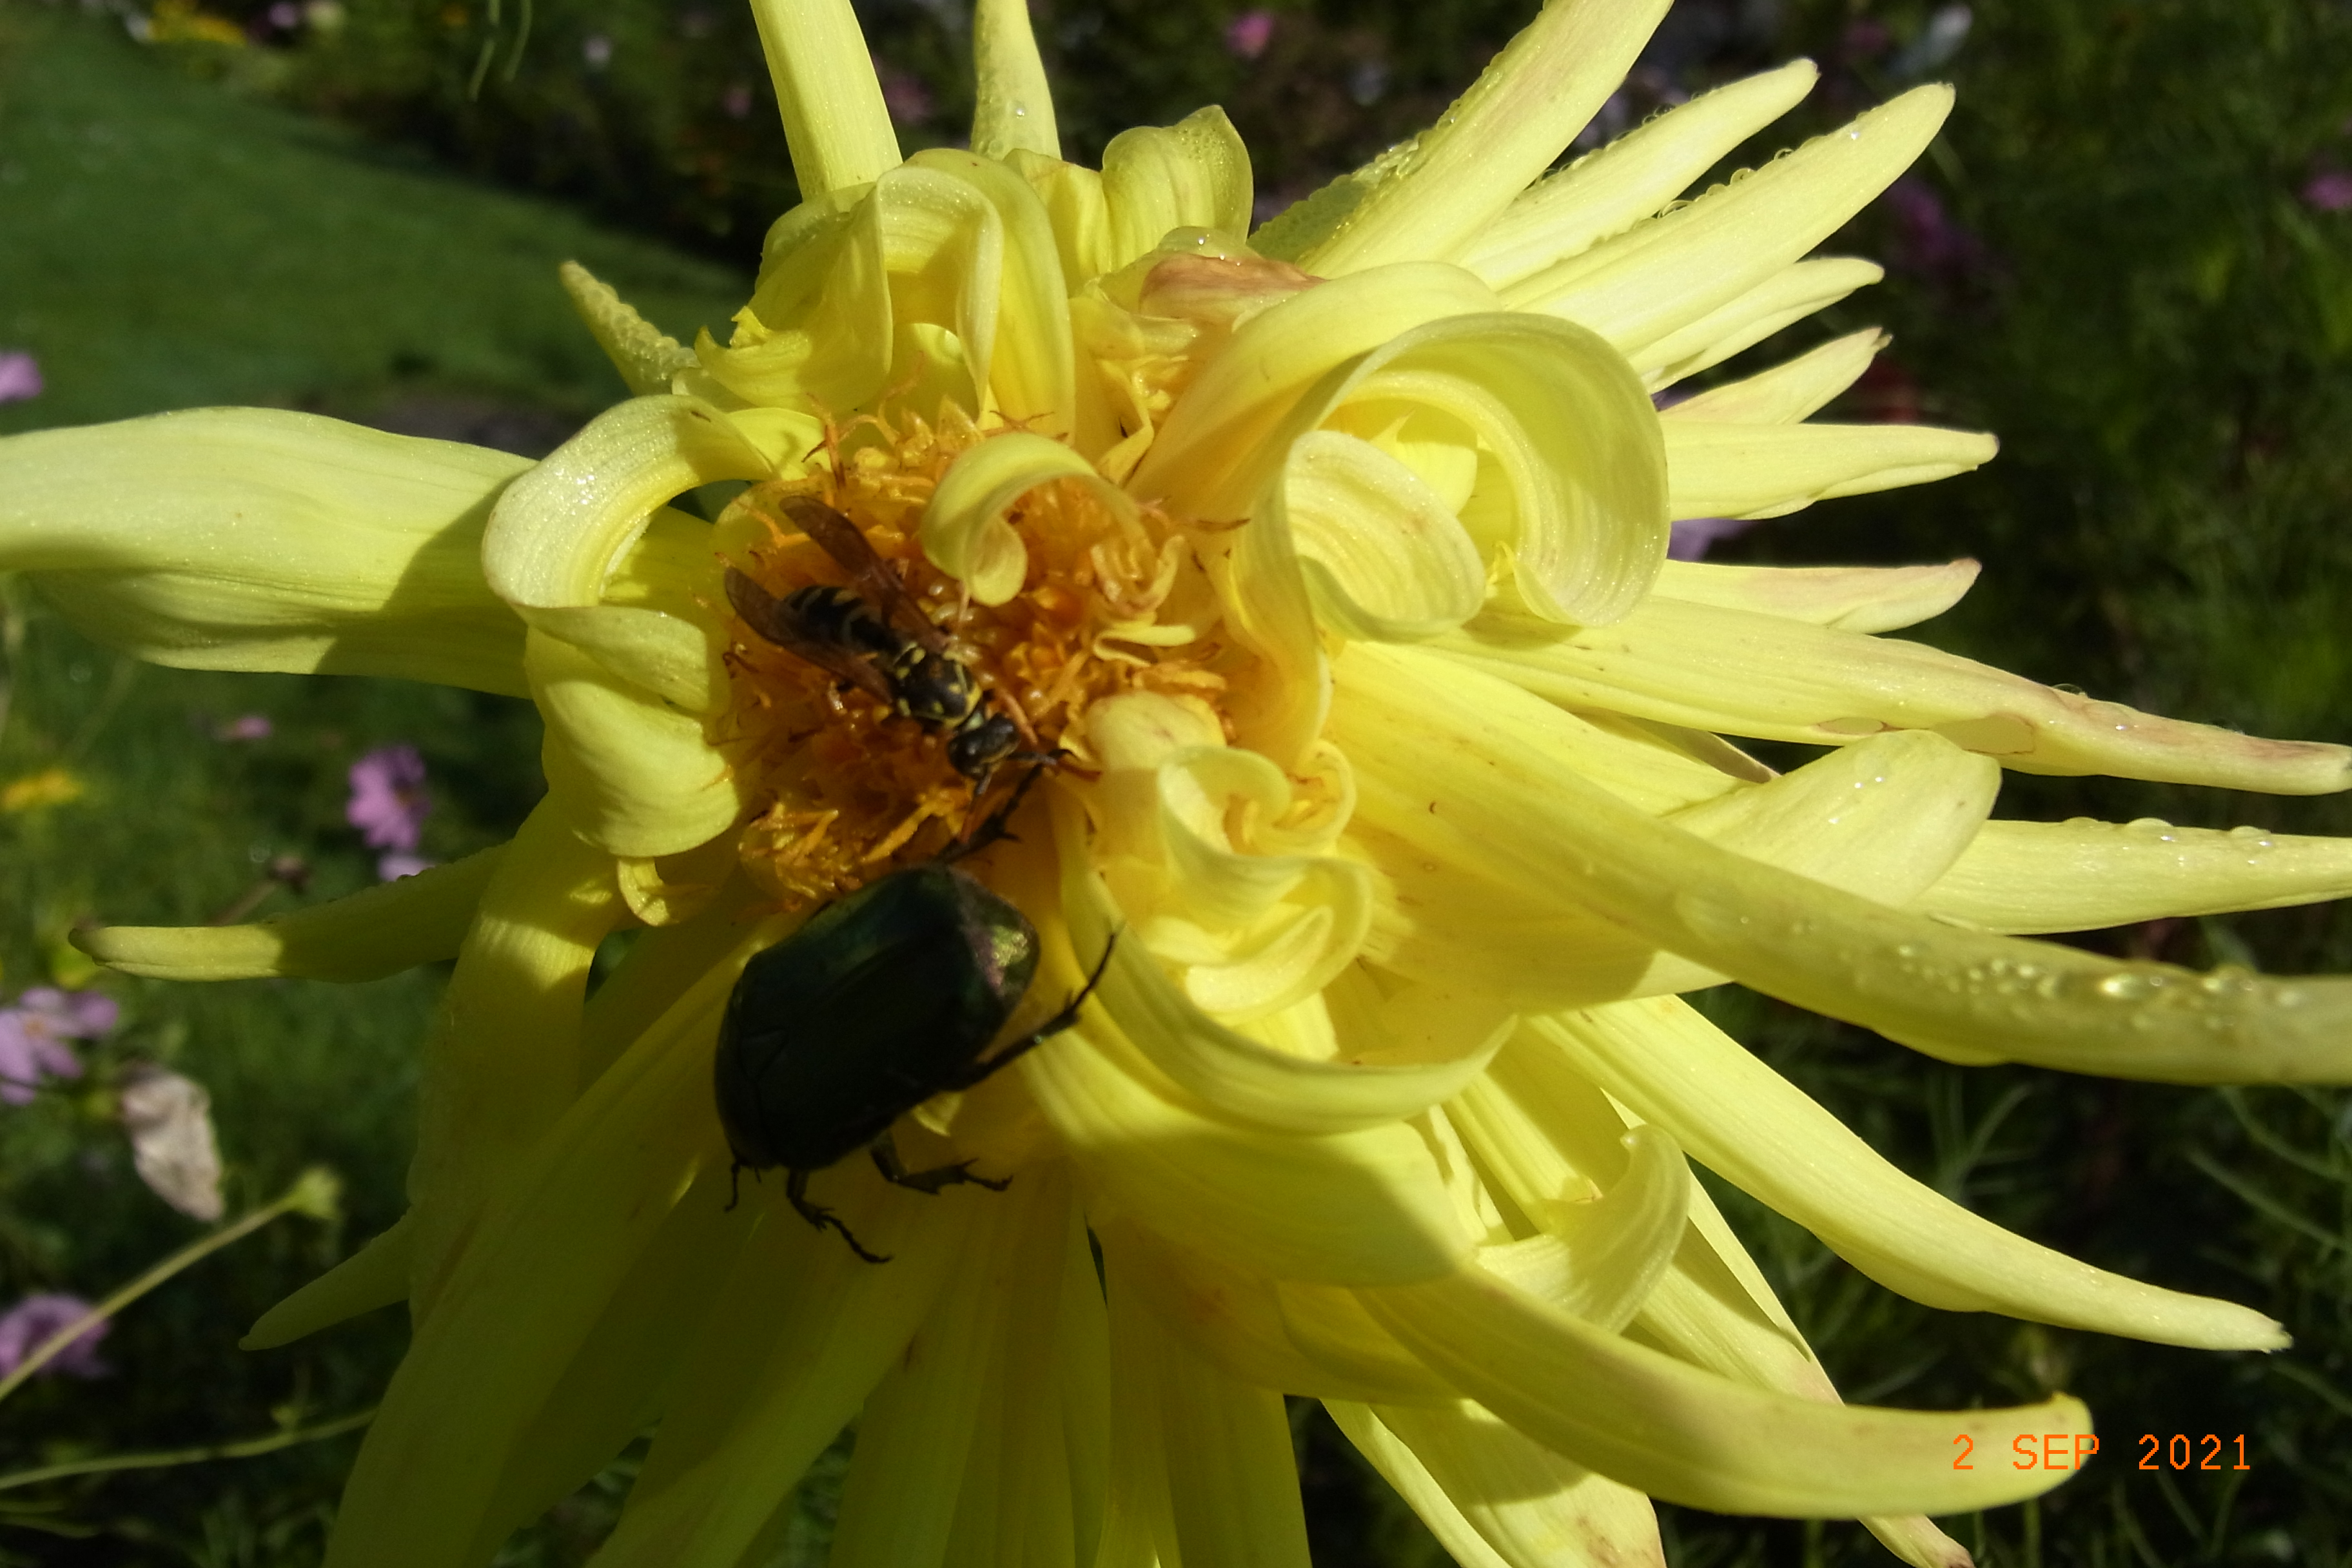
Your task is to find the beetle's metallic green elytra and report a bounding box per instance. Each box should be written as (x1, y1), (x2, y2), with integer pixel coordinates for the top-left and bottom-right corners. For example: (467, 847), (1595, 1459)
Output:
(714, 862), (1110, 1261)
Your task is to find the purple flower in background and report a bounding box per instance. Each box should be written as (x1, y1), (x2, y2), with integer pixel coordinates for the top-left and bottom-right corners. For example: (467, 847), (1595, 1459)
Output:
(0, 1293), (111, 1378)
(2302, 170), (2352, 213)
(721, 81), (752, 119)
(0, 987), (116, 1105)
(348, 744), (429, 854)
(1882, 177), (1984, 280)
(1224, 8), (1274, 61)
(1667, 517), (1759, 562)
(0, 352), (41, 404)
(377, 852), (436, 881)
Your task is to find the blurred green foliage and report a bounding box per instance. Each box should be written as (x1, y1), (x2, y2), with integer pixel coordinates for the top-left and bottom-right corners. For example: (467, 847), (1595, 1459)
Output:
(1, 0), (2349, 1562)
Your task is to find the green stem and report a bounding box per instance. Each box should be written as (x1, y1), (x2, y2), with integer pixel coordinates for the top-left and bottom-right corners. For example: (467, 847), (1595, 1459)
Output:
(0, 1407), (375, 1493)
(0, 1168), (338, 1408)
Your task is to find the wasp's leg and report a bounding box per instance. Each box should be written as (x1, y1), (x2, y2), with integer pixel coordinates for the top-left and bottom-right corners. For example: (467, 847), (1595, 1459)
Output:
(868, 1129), (1010, 1195)
(786, 1167), (891, 1264)
(947, 928), (1120, 1091)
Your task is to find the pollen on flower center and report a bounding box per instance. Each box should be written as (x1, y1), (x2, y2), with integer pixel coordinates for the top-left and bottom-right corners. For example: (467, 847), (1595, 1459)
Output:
(718, 408), (1237, 906)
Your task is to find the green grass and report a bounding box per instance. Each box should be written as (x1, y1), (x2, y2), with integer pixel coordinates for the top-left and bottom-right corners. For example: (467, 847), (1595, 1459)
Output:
(0, 0), (747, 436)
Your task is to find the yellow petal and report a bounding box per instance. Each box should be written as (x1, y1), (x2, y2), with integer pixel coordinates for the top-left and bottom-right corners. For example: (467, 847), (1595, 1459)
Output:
(748, 0), (899, 198)
(527, 629), (742, 859)
(1460, 58), (1819, 291)
(1660, 328), (1887, 425)
(520, 602), (724, 714)
(1301, 0), (1671, 276)
(1539, 999), (2289, 1349)
(906, 149), (1079, 431)
(924, 431), (1137, 603)
(1330, 1400), (1665, 1568)
(1664, 418), (1997, 520)
(1019, 1013), (1469, 1283)
(466, 1169), (753, 1561)
(1631, 255), (1885, 388)
(77, 845), (502, 981)
(1270, 430), (1489, 640)
(0, 408), (527, 694)
(1653, 556), (1980, 634)
(242, 1213), (412, 1349)
(1360, 1266), (2092, 1517)
(593, 1173), (965, 1565)
(324, 938), (735, 1567)
(404, 801), (626, 1320)
(1057, 801), (1507, 1133)
(970, 0), (1057, 159)
(1433, 592), (2352, 792)
(1476, 1122), (1690, 1332)
(1107, 1243), (1314, 1568)
(559, 261), (699, 396)
(1916, 816), (2352, 934)
(484, 395), (770, 612)
(1509, 88), (1951, 353)
(1101, 107), (1255, 267)
(1335, 643), (2352, 1084)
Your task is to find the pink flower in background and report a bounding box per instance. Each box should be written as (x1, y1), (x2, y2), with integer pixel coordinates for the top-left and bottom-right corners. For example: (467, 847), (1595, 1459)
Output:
(878, 68), (931, 126)
(1667, 517), (1759, 562)
(1882, 177), (1983, 277)
(1224, 8), (1275, 61)
(0, 1294), (110, 1378)
(214, 713), (273, 741)
(377, 852), (435, 881)
(348, 745), (428, 851)
(0, 987), (115, 1105)
(2302, 170), (2352, 213)
(0, 353), (41, 404)
(721, 81), (752, 119)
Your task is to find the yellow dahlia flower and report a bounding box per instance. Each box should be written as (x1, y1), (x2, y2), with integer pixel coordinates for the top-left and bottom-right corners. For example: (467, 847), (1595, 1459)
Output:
(6, 0), (2351, 1562)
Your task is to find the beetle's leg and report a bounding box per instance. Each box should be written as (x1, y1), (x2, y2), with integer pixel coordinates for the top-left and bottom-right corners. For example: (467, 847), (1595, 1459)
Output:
(868, 1130), (1011, 1195)
(787, 1168), (892, 1264)
(947, 928), (1121, 1091)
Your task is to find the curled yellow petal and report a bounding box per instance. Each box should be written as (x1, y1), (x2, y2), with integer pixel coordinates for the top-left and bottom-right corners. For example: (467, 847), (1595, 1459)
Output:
(527, 629), (741, 859)
(924, 431), (1136, 604)
(1100, 107), (1255, 268)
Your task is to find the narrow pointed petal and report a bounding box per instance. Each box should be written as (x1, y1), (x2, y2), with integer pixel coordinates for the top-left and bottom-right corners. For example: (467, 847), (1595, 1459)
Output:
(1661, 328), (1887, 425)
(1630, 256), (1885, 388)
(971, 0), (1057, 159)
(1302, 0), (1672, 276)
(1916, 817), (2352, 934)
(242, 1214), (412, 1349)
(1112, 1248), (1315, 1568)
(1431, 593), (2352, 793)
(748, 0), (899, 198)
(1460, 59), (1818, 290)
(1509, 88), (1951, 353)
(1538, 999), (2289, 1349)
(1665, 419), (1997, 520)
(466, 1172), (753, 1561)
(1359, 1266), (2092, 1517)
(0, 408), (527, 694)
(77, 846), (502, 981)
(1653, 557), (1980, 634)
(1333, 1400), (1665, 1568)
(324, 948), (735, 1568)
(407, 803), (627, 1320)
(1336, 643), (2352, 1084)
(559, 262), (699, 396)
(593, 1177), (964, 1566)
